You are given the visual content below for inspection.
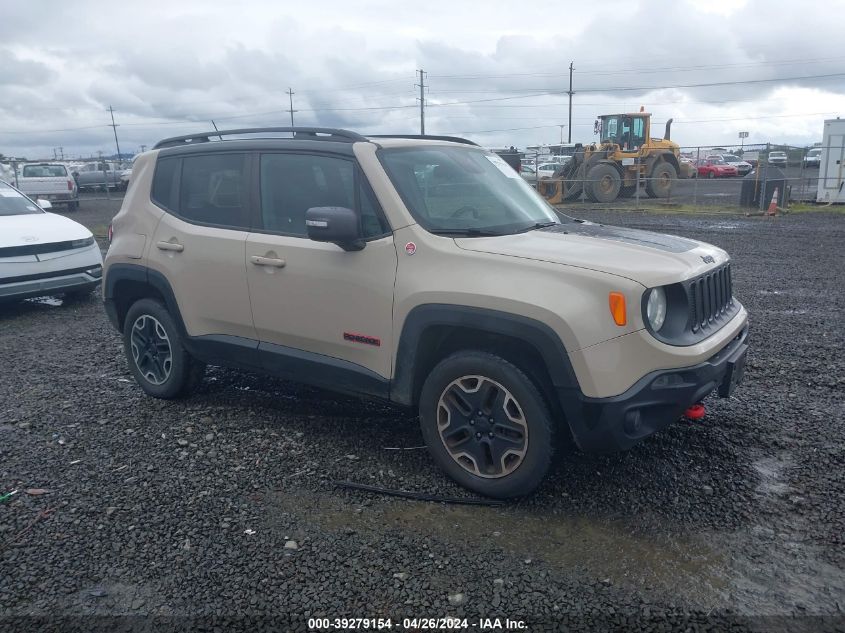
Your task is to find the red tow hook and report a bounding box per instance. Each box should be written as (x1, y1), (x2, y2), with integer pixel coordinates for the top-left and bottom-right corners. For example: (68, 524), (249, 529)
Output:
(684, 403), (706, 421)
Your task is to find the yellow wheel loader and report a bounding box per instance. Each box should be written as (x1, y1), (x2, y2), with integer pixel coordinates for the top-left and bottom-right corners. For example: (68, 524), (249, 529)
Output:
(538, 112), (691, 204)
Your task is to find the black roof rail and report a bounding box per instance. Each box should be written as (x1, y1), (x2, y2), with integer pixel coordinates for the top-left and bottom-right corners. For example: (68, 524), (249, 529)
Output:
(153, 127), (368, 149)
(367, 134), (479, 146)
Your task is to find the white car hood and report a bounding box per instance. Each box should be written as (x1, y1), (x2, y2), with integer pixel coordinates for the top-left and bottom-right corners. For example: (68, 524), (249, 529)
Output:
(455, 221), (728, 287)
(0, 212), (92, 248)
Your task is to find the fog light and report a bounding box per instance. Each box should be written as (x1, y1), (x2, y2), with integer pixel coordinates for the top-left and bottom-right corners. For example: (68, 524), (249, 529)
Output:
(624, 410), (642, 435)
(652, 373), (684, 389)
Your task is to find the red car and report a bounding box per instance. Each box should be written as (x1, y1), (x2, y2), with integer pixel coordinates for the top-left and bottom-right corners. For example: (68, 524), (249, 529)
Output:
(697, 159), (738, 178)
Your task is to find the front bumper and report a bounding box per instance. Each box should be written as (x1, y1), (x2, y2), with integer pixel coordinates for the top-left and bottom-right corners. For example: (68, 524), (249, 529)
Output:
(0, 266), (102, 302)
(560, 325), (749, 453)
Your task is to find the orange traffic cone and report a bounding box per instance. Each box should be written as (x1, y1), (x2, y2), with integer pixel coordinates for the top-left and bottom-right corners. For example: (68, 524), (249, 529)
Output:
(766, 187), (779, 216)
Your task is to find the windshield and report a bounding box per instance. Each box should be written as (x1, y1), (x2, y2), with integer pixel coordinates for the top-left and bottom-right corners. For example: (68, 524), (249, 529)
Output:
(22, 164), (67, 177)
(808, 149), (821, 157)
(379, 146), (565, 235)
(0, 182), (43, 216)
(723, 155), (739, 162)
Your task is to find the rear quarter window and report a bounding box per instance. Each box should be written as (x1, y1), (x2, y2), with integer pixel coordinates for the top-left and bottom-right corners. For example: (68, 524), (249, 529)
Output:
(151, 157), (179, 211)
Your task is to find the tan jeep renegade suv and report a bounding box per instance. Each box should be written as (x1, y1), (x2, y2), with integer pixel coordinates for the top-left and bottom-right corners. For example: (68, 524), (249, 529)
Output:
(103, 127), (749, 498)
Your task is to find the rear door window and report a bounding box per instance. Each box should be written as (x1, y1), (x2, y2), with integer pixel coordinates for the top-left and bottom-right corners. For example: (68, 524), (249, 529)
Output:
(178, 154), (248, 229)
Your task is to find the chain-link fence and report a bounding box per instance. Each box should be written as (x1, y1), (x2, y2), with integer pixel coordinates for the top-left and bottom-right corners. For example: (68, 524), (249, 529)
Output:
(500, 141), (844, 213)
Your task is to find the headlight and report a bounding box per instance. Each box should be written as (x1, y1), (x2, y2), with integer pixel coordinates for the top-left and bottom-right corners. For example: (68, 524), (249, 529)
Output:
(646, 287), (667, 331)
(70, 236), (95, 249)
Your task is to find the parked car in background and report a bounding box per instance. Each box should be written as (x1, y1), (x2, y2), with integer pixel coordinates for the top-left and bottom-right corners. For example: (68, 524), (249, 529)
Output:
(16, 163), (79, 211)
(697, 158), (738, 178)
(803, 148), (822, 168)
(520, 163), (561, 185)
(719, 154), (753, 176)
(0, 180), (102, 302)
(73, 162), (122, 191)
(119, 166), (133, 189)
(742, 150), (759, 168)
(767, 151), (788, 167)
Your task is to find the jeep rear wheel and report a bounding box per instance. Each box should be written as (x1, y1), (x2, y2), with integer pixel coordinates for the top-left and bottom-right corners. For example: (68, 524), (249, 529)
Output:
(123, 298), (205, 399)
(419, 351), (554, 498)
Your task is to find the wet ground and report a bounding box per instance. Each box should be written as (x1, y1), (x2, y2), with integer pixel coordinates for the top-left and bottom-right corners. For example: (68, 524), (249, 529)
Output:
(1, 202), (843, 631)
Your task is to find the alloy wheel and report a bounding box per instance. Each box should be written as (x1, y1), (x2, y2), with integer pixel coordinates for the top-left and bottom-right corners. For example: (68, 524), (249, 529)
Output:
(436, 375), (528, 478)
(130, 314), (173, 385)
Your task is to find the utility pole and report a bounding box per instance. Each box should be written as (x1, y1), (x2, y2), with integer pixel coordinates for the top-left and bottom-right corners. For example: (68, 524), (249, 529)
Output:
(286, 88), (297, 128)
(558, 125), (565, 144)
(140, 144), (147, 153)
(58, 147), (64, 160)
(416, 69), (426, 135)
(108, 105), (122, 160)
(567, 61), (574, 143)
(53, 148), (57, 160)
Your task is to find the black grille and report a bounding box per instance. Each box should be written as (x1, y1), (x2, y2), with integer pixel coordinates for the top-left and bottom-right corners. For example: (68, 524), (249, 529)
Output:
(0, 236), (94, 259)
(689, 263), (733, 333)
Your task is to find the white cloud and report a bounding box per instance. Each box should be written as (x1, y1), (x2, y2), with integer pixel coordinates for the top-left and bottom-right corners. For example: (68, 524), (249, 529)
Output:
(0, 0), (843, 158)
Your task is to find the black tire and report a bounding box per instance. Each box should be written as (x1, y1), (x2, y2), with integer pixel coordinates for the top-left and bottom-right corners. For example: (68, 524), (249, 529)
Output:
(708, 171), (716, 179)
(123, 298), (205, 399)
(67, 200), (79, 212)
(619, 184), (637, 198)
(585, 163), (622, 203)
(646, 161), (678, 198)
(419, 351), (554, 499)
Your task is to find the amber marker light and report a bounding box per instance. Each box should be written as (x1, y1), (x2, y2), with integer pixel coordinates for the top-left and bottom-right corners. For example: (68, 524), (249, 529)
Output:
(609, 292), (627, 326)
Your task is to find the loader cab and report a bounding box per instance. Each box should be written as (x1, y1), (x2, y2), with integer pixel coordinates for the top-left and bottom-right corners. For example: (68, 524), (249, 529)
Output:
(598, 114), (650, 153)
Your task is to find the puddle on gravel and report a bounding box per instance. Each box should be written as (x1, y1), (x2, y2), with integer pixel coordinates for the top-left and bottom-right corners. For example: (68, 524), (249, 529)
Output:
(265, 489), (727, 606)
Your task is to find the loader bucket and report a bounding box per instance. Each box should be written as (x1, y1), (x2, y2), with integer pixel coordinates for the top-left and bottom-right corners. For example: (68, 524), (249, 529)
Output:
(538, 177), (583, 204)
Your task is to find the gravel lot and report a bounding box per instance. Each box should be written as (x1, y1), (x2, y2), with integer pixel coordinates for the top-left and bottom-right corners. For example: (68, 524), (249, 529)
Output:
(1, 198), (844, 631)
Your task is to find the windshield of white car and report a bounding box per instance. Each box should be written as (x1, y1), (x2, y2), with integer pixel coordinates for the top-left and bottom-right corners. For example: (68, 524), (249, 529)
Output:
(723, 155), (740, 162)
(22, 164), (67, 178)
(0, 182), (43, 216)
(378, 146), (566, 236)
(808, 149), (821, 156)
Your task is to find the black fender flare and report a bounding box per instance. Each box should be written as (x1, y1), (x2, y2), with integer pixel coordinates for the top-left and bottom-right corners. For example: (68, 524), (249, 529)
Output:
(103, 263), (186, 335)
(390, 304), (581, 407)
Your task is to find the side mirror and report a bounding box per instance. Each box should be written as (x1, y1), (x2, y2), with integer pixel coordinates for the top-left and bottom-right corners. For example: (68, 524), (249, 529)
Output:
(305, 206), (364, 251)
(36, 199), (53, 210)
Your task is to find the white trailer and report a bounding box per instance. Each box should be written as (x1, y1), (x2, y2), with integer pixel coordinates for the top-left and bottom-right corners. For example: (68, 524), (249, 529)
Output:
(817, 118), (845, 203)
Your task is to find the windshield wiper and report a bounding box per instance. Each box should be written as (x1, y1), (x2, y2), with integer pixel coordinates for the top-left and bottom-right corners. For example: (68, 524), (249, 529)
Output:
(429, 228), (503, 237)
(512, 221), (559, 234)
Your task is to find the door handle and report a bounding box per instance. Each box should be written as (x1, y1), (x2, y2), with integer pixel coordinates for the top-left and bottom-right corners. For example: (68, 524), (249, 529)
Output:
(156, 241), (184, 252)
(250, 255), (286, 268)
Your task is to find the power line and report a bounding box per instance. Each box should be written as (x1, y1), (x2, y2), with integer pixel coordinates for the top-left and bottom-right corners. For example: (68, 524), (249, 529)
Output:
(427, 54), (845, 80)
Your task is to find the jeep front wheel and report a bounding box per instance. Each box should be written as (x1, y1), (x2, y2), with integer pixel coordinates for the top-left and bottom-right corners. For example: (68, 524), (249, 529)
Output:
(419, 351), (554, 498)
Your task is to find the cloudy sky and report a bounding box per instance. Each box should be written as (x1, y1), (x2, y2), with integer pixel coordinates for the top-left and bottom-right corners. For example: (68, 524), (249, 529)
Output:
(1, 0), (844, 159)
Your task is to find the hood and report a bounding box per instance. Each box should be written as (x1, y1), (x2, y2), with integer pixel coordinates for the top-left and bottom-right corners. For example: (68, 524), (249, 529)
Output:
(0, 212), (92, 248)
(455, 221), (727, 287)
